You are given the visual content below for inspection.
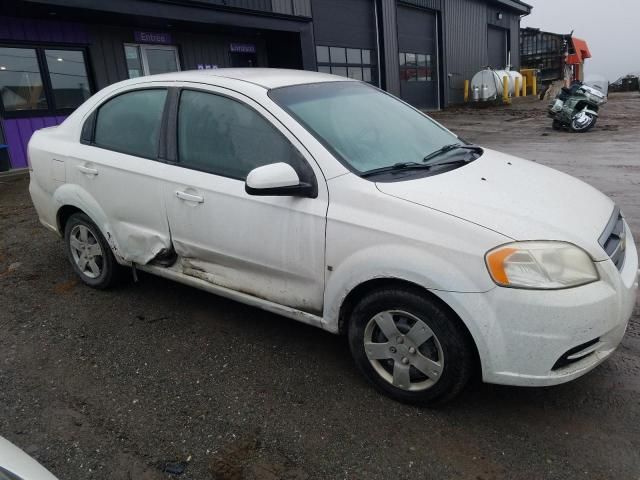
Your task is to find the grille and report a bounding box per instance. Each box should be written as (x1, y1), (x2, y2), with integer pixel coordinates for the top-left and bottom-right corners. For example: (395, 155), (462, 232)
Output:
(599, 207), (626, 271)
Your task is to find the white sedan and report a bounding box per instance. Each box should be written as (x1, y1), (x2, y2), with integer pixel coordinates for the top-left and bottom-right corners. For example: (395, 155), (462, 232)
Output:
(0, 436), (58, 480)
(28, 69), (638, 404)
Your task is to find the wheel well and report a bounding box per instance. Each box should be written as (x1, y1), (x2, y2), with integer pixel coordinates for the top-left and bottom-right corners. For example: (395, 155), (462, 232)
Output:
(57, 205), (84, 233)
(338, 278), (482, 376)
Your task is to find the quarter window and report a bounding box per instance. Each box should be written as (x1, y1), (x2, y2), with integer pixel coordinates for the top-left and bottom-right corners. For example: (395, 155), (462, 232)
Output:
(94, 89), (167, 159)
(316, 45), (377, 85)
(0, 47), (48, 111)
(177, 90), (306, 180)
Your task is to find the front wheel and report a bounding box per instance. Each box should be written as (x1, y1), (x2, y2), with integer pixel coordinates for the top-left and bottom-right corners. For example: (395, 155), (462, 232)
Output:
(570, 111), (597, 132)
(347, 288), (474, 406)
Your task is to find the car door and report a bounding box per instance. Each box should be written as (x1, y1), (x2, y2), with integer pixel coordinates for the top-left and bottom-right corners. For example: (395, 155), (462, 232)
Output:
(162, 86), (328, 314)
(66, 86), (172, 264)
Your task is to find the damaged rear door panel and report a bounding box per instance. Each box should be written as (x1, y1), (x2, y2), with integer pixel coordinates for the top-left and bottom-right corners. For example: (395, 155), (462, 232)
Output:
(68, 86), (173, 264)
(162, 86), (328, 314)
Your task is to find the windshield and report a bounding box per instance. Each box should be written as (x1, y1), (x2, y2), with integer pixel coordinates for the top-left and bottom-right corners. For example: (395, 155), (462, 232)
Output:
(269, 82), (460, 174)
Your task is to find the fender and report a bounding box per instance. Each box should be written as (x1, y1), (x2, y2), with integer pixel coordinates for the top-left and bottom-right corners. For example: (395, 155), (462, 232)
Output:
(583, 108), (599, 117)
(52, 183), (129, 265)
(322, 243), (496, 333)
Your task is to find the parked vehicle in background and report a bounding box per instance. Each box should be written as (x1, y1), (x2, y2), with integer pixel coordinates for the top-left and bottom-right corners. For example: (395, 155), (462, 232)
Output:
(28, 69), (639, 405)
(0, 436), (58, 480)
(549, 80), (607, 132)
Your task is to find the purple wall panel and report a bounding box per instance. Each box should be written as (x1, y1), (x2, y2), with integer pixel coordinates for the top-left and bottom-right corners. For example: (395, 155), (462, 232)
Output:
(3, 116), (67, 169)
(0, 16), (87, 168)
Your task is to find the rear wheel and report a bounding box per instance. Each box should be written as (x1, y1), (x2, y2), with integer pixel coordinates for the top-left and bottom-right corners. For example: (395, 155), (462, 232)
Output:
(570, 111), (597, 132)
(64, 213), (121, 289)
(347, 288), (474, 406)
(552, 119), (563, 130)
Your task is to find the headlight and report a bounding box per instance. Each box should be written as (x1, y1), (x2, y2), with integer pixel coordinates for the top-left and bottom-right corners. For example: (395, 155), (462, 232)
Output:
(485, 241), (599, 289)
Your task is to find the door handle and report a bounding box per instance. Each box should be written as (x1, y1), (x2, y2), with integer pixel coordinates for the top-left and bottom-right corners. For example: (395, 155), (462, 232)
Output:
(77, 165), (98, 176)
(176, 190), (204, 203)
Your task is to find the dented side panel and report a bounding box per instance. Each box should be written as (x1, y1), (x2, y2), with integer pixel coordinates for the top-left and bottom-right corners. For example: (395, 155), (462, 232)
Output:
(61, 141), (172, 265)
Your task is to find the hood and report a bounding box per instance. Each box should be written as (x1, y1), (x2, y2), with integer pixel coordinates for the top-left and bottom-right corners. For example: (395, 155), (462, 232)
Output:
(376, 149), (614, 261)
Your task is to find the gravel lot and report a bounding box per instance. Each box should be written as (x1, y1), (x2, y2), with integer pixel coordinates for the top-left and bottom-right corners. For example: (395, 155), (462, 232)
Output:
(1, 92), (639, 480)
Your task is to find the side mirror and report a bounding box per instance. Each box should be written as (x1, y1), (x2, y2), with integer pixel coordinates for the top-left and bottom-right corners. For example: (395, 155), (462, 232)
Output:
(245, 162), (315, 198)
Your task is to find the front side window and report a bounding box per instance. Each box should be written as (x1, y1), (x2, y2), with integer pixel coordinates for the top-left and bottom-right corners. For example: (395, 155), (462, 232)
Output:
(0, 47), (47, 111)
(269, 82), (458, 174)
(94, 89), (167, 158)
(45, 49), (91, 109)
(177, 90), (306, 180)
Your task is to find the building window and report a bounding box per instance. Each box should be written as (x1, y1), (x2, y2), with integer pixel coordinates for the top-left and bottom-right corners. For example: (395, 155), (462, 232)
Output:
(44, 49), (91, 110)
(0, 47), (48, 112)
(399, 52), (433, 82)
(316, 45), (377, 85)
(124, 44), (180, 78)
(0, 45), (92, 116)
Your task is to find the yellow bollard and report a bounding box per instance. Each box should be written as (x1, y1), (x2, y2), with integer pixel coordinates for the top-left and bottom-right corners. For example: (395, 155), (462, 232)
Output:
(515, 77), (520, 97)
(464, 80), (470, 102)
(532, 76), (537, 97)
(503, 75), (510, 104)
(522, 76), (527, 97)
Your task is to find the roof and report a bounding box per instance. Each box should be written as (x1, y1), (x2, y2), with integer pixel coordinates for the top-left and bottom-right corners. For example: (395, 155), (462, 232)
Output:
(134, 68), (352, 90)
(567, 37), (592, 64)
(492, 0), (532, 14)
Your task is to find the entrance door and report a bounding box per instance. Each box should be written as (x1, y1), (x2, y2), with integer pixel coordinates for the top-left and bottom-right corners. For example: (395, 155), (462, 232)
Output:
(397, 6), (439, 109)
(124, 44), (180, 78)
(488, 27), (508, 69)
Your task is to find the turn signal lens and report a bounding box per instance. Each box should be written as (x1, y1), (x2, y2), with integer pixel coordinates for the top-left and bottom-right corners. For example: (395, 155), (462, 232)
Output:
(485, 241), (599, 289)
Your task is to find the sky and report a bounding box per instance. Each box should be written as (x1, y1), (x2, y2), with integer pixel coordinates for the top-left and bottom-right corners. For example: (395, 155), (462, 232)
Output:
(521, 0), (639, 82)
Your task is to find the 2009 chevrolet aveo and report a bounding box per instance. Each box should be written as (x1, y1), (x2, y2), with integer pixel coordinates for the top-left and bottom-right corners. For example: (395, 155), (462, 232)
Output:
(29, 69), (638, 405)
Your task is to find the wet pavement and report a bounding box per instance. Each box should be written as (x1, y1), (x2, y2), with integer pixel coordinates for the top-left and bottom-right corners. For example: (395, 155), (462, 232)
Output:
(1, 92), (639, 480)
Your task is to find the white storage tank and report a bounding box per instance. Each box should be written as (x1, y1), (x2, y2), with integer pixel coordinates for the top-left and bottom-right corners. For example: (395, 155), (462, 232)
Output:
(471, 68), (523, 100)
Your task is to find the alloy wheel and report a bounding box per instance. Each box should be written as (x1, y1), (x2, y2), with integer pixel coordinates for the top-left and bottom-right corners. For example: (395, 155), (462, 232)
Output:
(69, 224), (104, 279)
(363, 310), (444, 391)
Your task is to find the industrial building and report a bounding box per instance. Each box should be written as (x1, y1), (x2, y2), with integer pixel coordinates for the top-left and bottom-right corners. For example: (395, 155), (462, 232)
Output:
(0, 0), (531, 172)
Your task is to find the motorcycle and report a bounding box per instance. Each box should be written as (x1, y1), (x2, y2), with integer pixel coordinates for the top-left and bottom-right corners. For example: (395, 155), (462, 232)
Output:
(548, 80), (607, 133)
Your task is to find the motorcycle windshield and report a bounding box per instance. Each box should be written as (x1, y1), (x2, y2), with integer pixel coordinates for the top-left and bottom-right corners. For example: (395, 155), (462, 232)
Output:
(584, 75), (609, 96)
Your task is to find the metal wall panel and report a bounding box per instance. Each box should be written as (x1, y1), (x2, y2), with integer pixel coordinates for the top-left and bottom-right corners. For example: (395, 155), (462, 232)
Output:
(311, 0), (376, 48)
(399, 0), (442, 11)
(378, 0), (400, 95)
(440, 0), (487, 105)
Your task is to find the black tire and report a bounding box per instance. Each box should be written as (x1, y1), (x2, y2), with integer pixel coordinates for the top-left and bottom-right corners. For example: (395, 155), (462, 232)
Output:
(64, 212), (121, 289)
(570, 113), (597, 133)
(347, 288), (474, 406)
(552, 119), (563, 130)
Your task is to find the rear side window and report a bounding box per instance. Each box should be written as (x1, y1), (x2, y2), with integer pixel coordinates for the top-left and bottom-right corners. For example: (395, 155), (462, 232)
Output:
(177, 89), (307, 180)
(94, 89), (167, 159)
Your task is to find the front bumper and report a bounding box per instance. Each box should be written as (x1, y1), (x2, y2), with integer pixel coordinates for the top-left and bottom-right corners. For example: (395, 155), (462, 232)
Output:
(438, 228), (639, 387)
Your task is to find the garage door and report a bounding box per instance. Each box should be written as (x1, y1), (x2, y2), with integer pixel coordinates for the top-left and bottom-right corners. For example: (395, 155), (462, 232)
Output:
(397, 6), (438, 109)
(487, 26), (507, 69)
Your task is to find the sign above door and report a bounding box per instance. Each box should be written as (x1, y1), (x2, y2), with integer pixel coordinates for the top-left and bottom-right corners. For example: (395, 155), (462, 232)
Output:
(134, 31), (173, 45)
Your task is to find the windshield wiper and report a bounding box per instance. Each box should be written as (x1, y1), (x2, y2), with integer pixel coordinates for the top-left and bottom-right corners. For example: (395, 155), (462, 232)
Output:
(361, 162), (431, 178)
(422, 143), (481, 164)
